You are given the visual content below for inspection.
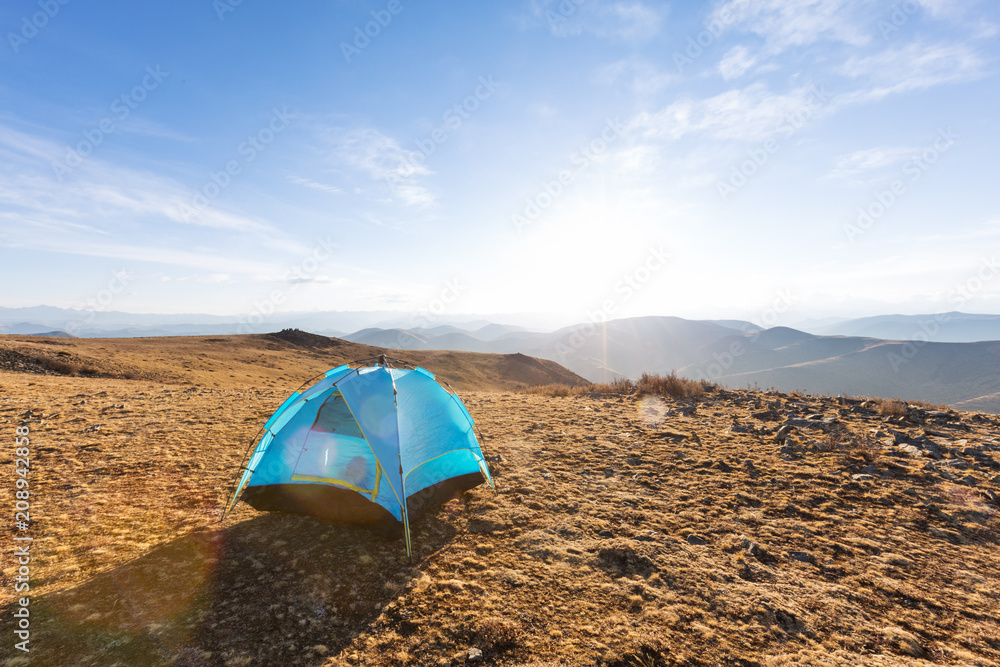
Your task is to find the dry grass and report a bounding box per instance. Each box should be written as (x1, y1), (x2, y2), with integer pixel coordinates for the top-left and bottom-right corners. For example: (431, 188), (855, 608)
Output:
(872, 397), (949, 416)
(875, 397), (910, 417)
(524, 372), (711, 400)
(635, 371), (711, 399)
(1, 335), (999, 666)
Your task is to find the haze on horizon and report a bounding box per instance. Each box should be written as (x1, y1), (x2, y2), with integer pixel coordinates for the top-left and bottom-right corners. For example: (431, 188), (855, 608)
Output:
(1, 1), (998, 325)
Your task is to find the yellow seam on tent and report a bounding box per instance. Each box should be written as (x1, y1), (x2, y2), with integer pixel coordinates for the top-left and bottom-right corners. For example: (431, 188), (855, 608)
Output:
(341, 390), (404, 510)
(404, 448), (471, 479)
(290, 474), (373, 494)
(372, 462), (382, 500)
(478, 459), (495, 489)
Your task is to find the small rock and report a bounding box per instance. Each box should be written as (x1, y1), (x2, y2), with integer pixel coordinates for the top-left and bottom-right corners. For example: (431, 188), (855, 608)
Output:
(597, 529), (613, 538)
(714, 460), (733, 473)
(467, 647), (483, 663)
(960, 474), (977, 486)
(788, 551), (815, 564)
(743, 538), (775, 563)
(811, 439), (835, 452)
(686, 533), (708, 545)
(603, 468), (615, 477)
(775, 424), (793, 443)
(851, 474), (874, 482)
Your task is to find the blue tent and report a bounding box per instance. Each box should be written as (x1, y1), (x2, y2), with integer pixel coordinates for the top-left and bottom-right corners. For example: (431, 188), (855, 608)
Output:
(224, 357), (494, 557)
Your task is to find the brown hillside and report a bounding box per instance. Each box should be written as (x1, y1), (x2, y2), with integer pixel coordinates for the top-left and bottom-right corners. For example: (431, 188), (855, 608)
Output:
(0, 332), (588, 392)
(1, 338), (999, 665)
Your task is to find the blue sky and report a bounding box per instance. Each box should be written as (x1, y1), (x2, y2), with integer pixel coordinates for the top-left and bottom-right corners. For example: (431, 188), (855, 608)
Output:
(1, 0), (998, 327)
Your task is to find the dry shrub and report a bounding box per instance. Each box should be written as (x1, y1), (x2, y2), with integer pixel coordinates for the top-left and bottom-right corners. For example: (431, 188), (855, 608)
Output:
(475, 616), (522, 652)
(32, 354), (81, 375)
(522, 384), (584, 397)
(874, 398), (908, 417)
(522, 373), (712, 399)
(522, 377), (635, 397)
(636, 372), (711, 399)
(845, 433), (882, 464)
(592, 377), (636, 394)
(604, 633), (672, 667)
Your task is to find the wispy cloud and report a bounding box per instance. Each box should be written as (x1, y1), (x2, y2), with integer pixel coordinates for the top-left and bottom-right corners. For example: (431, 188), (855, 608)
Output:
(628, 82), (831, 143)
(531, 1), (664, 42)
(718, 45), (757, 80)
(837, 42), (985, 101)
(0, 120), (310, 268)
(320, 126), (434, 207)
(825, 146), (917, 183)
(711, 0), (873, 54)
(27, 238), (278, 274)
(285, 173), (342, 195)
(597, 58), (677, 95)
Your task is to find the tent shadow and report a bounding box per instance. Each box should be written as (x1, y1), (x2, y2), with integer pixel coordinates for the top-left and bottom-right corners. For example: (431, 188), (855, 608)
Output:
(19, 509), (460, 666)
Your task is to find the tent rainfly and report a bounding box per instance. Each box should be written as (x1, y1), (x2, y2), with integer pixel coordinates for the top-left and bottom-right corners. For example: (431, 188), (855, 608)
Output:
(224, 356), (494, 557)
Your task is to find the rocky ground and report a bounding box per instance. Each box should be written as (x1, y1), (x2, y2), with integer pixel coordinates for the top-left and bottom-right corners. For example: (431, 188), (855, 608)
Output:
(1, 338), (999, 666)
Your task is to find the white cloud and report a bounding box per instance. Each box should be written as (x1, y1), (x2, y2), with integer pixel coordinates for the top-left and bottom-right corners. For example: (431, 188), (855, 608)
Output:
(628, 82), (832, 143)
(532, 1), (664, 42)
(826, 146), (917, 183)
(718, 45), (757, 80)
(837, 42), (985, 100)
(26, 238), (277, 274)
(321, 126), (434, 207)
(710, 0), (873, 54)
(597, 58), (677, 94)
(0, 120), (314, 270)
(285, 173), (342, 195)
(202, 273), (232, 283)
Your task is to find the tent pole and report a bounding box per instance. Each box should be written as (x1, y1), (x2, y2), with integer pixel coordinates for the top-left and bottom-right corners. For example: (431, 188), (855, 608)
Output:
(387, 366), (412, 562)
(400, 459), (412, 563)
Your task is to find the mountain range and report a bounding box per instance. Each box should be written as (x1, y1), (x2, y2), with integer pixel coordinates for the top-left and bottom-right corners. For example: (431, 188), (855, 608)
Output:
(4, 307), (1000, 411)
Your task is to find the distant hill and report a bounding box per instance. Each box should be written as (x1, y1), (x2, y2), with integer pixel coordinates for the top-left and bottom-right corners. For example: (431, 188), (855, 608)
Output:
(0, 323), (77, 337)
(342, 316), (1000, 412)
(676, 329), (1000, 412)
(805, 312), (1000, 342)
(0, 331), (587, 392)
